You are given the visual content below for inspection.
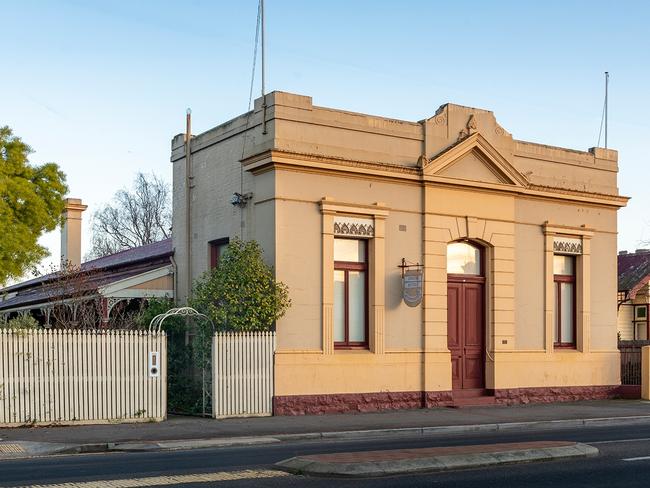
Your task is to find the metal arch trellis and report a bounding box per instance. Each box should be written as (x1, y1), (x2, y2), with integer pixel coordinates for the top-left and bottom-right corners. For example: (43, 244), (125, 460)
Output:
(149, 307), (215, 417)
(149, 307), (215, 333)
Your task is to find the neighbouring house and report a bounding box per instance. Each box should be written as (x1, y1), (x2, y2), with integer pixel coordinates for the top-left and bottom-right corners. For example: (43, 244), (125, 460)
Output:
(172, 91), (628, 413)
(0, 199), (174, 326)
(617, 249), (650, 340)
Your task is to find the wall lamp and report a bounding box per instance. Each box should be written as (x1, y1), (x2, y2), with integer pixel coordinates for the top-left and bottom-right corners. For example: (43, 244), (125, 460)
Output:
(230, 192), (253, 208)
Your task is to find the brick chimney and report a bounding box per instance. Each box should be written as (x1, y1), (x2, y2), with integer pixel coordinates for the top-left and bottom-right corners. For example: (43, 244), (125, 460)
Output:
(60, 198), (87, 267)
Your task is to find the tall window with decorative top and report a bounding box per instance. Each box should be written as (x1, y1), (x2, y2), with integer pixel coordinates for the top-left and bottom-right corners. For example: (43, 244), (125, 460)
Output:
(545, 225), (591, 353)
(333, 238), (368, 349)
(553, 254), (576, 348)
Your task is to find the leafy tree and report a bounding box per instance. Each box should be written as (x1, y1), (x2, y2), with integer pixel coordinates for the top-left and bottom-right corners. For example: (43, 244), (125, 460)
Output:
(191, 238), (291, 331)
(88, 172), (171, 258)
(0, 126), (68, 285)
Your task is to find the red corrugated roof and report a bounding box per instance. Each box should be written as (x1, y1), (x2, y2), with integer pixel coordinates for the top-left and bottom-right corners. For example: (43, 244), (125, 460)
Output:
(618, 250), (650, 292)
(0, 239), (173, 311)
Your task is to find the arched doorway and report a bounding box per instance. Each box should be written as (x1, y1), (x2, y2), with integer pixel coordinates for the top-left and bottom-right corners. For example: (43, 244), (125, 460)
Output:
(447, 241), (485, 391)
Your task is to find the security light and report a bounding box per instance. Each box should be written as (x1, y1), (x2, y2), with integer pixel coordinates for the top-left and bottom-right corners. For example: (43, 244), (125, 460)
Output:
(230, 192), (253, 207)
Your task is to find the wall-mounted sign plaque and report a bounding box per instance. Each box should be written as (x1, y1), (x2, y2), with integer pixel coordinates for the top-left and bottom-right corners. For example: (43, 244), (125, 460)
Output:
(402, 269), (423, 307)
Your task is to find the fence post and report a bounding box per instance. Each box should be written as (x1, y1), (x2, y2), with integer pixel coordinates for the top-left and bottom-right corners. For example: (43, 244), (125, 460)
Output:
(641, 346), (650, 400)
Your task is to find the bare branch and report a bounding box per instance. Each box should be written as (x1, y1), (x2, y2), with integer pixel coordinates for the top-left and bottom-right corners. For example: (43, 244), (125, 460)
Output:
(88, 172), (171, 259)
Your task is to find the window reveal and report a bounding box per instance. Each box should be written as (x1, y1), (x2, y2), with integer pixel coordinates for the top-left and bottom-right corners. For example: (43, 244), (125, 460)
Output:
(209, 238), (229, 269)
(553, 255), (576, 348)
(634, 305), (649, 340)
(333, 238), (368, 349)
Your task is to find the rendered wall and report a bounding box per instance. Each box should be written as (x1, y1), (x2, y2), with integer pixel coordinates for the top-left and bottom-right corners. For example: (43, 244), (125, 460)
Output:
(171, 109), (274, 302)
(272, 168), (426, 391)
(172, 91), (626, 410)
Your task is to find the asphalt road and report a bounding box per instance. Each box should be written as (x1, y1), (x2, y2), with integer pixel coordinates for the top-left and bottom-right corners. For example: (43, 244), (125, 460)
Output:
(2, 423), (650, 487)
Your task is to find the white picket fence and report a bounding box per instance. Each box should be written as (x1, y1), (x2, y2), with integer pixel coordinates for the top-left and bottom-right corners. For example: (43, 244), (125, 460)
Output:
(212, 331), (275, 418)
(0, 329), (166, 426)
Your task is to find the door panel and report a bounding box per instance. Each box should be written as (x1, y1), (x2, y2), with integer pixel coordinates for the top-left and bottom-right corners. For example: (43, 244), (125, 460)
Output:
(447, 280), (485, 390)
(447, 283), (462, 390)
(447, 284), (461, 348)
(463, 283), (484, 389)
(464, 285), (482, 346)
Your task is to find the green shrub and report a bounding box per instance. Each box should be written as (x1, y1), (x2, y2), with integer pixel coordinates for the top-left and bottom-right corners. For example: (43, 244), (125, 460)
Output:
(191, 238), (291, 331)
(5, 314), (39, 330)
(136, 297), (209, 415)
(134, 297), (175, 330)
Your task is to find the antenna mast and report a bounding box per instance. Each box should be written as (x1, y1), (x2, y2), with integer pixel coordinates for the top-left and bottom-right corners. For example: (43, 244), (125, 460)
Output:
(261, 0), (268, 134)
(185, 108), (193, 302)
(604, 71), (609, 149)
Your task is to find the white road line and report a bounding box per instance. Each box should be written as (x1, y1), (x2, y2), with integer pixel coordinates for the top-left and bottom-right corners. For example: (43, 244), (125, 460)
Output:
(8, 469), (290, 488)
(622, 456), (650, 462)
(590, 437), (650, 445)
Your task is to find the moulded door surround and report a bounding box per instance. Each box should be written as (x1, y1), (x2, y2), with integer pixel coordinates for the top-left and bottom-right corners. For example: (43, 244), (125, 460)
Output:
(446, 241), (485, 391)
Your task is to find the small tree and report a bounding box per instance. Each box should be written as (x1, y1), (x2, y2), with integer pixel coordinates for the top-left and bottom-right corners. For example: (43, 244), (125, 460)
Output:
(191, 238), (290, 331)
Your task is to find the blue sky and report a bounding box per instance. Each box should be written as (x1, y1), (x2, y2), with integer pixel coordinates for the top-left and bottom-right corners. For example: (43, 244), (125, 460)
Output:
(3, 0), (649, 271)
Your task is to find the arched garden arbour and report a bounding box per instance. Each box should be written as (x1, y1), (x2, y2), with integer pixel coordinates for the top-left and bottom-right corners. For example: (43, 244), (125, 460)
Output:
(150, 307), (215, 416)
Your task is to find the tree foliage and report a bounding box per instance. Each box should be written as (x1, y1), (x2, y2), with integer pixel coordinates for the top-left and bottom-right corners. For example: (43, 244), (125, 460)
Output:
(191, 238), (291, 331)
(136, 298), (211, 415)
(89, 172), (171, 258)
(133, 297), (175, 330)
(3, 314), (39, 330)
(0, 126), (68, 285)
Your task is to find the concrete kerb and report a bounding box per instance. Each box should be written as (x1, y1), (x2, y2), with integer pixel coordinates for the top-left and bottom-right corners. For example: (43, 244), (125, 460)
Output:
(1, 414), (649, 460)
(276, 443), (600, 478)
(275, 414), (650, 442)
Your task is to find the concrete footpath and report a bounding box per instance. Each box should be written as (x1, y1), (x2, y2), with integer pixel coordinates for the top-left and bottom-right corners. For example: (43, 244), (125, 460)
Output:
(0, 400), (648, 460)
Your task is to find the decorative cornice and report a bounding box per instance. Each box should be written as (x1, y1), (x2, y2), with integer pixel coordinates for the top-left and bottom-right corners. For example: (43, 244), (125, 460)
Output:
(241, 148), (627, 209)
(242, 149), (420, 177)
(543, 222), (595, 238)
(320, 198), (389, 218)
(528, 184), (628, 204)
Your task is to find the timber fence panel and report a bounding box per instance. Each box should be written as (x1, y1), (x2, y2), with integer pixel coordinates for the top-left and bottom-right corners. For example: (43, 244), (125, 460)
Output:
(0, 329), (166, 426)
(212, 331), (275, 418)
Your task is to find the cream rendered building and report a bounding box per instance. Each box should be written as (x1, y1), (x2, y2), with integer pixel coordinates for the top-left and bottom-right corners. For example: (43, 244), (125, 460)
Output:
(172, 92), (628, 414)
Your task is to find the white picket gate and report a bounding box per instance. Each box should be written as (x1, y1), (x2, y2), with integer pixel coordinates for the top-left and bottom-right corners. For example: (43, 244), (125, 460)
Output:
(212, 331), (275, 418)
(0, 329), (166, 426)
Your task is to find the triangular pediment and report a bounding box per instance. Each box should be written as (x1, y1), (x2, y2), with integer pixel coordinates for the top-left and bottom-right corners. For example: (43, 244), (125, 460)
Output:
(424, 132), (528, 187)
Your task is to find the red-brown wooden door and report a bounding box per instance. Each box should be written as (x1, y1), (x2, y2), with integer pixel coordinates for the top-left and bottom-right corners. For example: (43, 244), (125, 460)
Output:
(447, 279), (485, 390)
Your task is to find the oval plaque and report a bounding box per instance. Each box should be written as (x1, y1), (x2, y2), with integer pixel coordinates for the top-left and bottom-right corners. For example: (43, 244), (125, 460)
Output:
(402, 269), (423, 307)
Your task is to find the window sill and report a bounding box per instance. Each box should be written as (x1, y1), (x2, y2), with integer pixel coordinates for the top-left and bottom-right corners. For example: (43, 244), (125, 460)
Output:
(334, 348), (371, 353)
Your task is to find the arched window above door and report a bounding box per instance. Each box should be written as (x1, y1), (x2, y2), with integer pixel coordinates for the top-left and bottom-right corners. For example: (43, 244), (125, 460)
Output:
(447, 241), (482, 275)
